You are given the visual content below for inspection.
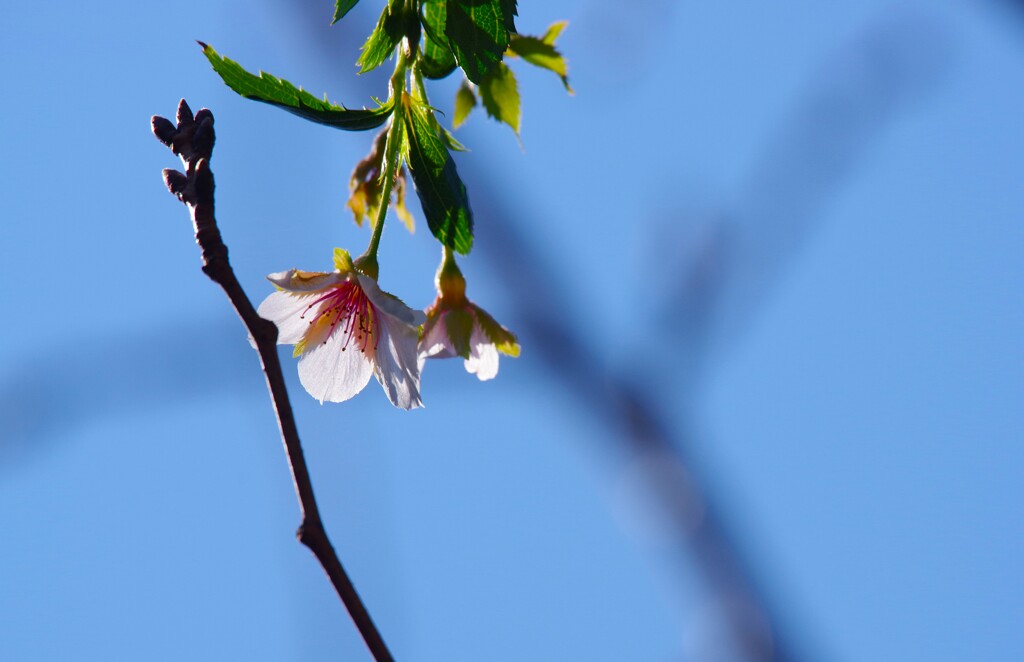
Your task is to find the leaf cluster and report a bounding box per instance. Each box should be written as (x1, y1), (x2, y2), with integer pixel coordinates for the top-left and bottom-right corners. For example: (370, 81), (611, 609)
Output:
(201, 1), (568, 257)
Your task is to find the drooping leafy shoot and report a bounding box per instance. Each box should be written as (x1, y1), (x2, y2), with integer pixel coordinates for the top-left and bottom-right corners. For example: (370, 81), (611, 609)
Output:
(201, 2), (565, 261)
(201, 43), (394, 131)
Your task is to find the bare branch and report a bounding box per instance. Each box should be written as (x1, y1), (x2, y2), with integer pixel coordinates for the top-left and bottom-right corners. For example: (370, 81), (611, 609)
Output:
(152, 99), (393, 662)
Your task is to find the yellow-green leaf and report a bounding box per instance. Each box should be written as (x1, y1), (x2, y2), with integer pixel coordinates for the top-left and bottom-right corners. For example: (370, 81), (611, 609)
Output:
(453, 79), (477, 129)
(508, 21), (572, 92)
(478, 63), (520, 135)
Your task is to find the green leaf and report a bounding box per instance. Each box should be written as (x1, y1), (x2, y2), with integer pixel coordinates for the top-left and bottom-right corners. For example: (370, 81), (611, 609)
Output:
(358, 0), (405, 74)
(332, 0), (360, 24)
(420, 0), (457, 79)
(402, 96), (473, 254)
(453, 79), (477, 128)
(445, 0), (516, 84)
(201, 43), (394, 131)
(478, 62), (519, 134)
(508, 21), (572, 92)
(502, 0), (518, 32)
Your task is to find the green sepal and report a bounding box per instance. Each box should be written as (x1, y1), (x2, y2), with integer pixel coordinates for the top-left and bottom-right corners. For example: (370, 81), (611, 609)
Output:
(332, 0), (360, 24)
(444, 308), (474, 359)
(333, 247), (355, 272)
(453, 79), (476, 129)
(201, 43), (394, 131)
(358, 0), (406, 74)
(445, 0), (517, 84)
(402, 95), (474, 254)
(473, 305), (520, 356)
(420, 0), (457, 79)
(508, 21), (572, 92)
(478, 62), (520, 135)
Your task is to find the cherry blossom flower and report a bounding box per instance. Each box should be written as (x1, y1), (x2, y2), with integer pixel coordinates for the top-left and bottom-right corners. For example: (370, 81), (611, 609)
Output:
(418, 252), (519, 381)
(257, 249), (425, 408)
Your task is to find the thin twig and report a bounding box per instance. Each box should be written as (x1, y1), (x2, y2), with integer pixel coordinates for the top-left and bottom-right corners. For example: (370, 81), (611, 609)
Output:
(152, 99), (394, 662)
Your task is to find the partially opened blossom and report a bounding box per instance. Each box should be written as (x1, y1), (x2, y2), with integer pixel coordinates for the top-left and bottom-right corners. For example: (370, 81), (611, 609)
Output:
(419, 250), (519, 381)
(257, 249), (425, 409)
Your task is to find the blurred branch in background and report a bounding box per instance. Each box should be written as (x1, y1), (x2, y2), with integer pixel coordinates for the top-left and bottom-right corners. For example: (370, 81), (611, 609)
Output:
(0, 318), (253, 472)
(465, 11), (951, 662)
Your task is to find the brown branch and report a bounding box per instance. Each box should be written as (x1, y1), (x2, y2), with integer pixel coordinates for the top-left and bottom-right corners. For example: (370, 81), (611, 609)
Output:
(152, 99), (394, 662)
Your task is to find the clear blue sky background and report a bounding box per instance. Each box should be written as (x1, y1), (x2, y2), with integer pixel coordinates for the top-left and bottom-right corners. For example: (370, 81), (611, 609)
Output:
(1, 1), (1021, 660)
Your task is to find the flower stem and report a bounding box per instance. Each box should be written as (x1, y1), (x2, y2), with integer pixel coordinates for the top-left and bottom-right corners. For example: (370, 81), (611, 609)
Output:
(436, 245), (467, 304)
(359, 49), (409, 279)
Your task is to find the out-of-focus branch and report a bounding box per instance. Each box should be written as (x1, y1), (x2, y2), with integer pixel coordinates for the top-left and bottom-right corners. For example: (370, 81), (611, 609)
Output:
(152, 99), (393, 662)
(471, 199), (788, 661)
(467, 15), (950, 661)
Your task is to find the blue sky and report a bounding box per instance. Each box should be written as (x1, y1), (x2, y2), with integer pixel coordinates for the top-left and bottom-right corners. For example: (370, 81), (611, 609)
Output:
(1, 1), (1021, 660)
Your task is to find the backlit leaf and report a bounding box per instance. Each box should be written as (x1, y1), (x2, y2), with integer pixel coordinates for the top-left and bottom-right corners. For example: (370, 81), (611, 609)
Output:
(402, 96), (473, 253)
(358, 0), (406, 74)
(478, 62), (519, 135)
(508, 21), (572, 92)
(453, 79), (477, 128)
(445, 0), (517, 84)
(332, 0), (360, 24)
(421, 0), (457, 79)
(202, 43), (393, 131)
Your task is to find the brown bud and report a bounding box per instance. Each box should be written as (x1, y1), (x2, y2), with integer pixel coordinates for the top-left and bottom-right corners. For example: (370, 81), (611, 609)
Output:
(152, 115), (176, 146)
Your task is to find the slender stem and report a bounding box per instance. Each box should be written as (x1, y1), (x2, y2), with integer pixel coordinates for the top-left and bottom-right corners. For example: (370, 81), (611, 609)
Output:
(361, 51), (409, 270)
(441, 244), (456, 269)
(411, 60), (430, 103)
(153, 100), (394, 662)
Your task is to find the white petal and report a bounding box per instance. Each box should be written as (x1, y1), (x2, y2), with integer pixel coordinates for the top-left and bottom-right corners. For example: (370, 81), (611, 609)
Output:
(268, 269), (347, 293)
(464, 322), (499, 381)
(297, 321), (374, 404)
(418, 313), (458, 361)
(358, 274), (426, 327)
(256, 290), (315, 345)
(373, 311), (424, 410)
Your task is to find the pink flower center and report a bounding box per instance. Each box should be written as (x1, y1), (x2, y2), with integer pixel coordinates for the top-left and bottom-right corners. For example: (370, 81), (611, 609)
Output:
(300, 281), (378, 353)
